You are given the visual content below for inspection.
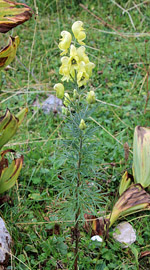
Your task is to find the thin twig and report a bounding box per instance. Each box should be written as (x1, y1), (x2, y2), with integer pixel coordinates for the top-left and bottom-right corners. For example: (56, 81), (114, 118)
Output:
(127, 0), (150, 11)
(79, 4), (128, 38)
(110, 0), (136, 30)
(96, 99), (121, 108)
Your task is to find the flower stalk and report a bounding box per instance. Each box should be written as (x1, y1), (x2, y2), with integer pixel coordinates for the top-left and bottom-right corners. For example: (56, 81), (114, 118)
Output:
(54, 20), (96, 269)
(74, 135), (82, 270)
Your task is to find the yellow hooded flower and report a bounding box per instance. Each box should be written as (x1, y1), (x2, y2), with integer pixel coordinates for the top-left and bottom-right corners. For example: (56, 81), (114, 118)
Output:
(65, 45), (80, 80)
(68, 45), (79, 71)
(72, 21), (86, 45)
(77, 61), (89, 87)
(77, 46), (89, 64)
(85, 62), (95, 77)
(59, 56), (70, 82)
(58, 31), (72, 55)
(54, 83), (64, 99)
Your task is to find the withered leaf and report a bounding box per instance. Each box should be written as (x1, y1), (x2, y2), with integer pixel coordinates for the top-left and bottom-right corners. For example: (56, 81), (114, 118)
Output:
(109, 184), (150, 227)
(140, 251), (150, 258)
(0, 36), (19, 70)
(0, 0), (32, 33)
(84, 213), (110, 237)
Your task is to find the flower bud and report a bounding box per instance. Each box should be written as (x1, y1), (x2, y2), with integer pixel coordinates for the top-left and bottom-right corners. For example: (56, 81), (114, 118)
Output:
(64, 93), (71, 107)
(86, 90), (96, 104)
(79, 119), (86, 130)
(62, 107), (69, 116)
(54, 83), (64, 99)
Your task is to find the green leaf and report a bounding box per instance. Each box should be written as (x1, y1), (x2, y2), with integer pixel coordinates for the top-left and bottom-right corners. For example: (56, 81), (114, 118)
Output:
(133, 126), (150, 188)
(0, 108), (27, 149)
(0, 149), (23, 193)
(130, 246), (139, 267)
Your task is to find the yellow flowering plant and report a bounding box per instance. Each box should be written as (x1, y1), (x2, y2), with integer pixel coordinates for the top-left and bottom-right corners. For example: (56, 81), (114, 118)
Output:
(54, 21), (97, 270)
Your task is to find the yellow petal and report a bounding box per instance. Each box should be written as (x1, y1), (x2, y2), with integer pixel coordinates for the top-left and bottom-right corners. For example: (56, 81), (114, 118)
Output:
(85, 62), (95, 76)
(58, 31), (72, 55)
(72, 21), (84, 37)
(72, 21), (86, 44)
(77, 46), (89, 63)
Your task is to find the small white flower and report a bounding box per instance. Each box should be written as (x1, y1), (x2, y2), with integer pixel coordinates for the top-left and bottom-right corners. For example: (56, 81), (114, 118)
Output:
(91, 235), (103, 242)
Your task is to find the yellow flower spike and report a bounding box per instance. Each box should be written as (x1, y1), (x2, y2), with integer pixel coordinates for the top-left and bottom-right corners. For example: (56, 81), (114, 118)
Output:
(58, 31), (72, 55)
(59, 56), (70, 82)
(79, 119), (86, 130)
(64, 93), (71, 107)
(77, 61), (89, 87)
(54, 83), (64, 99)
(72, 21), (86, 45)
(86, 90), (96, 104)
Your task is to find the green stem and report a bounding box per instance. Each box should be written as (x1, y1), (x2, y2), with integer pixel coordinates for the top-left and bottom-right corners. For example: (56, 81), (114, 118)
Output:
(74, 135), (82, 270)
(0, 71), (3, 93)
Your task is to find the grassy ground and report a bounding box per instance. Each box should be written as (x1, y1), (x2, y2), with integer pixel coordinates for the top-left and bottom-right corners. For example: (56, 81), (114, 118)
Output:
(1, 0), (150, 269)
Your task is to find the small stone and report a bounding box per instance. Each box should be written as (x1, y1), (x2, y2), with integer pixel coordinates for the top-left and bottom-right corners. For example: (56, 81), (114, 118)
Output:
(113, 222), (136, 248)
(42, 95), (63, 114)
(0, 217), (12, 265)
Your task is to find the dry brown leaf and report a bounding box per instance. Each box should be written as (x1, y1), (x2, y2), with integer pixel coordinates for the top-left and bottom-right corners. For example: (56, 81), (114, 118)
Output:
(0, 0), (32, 33)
